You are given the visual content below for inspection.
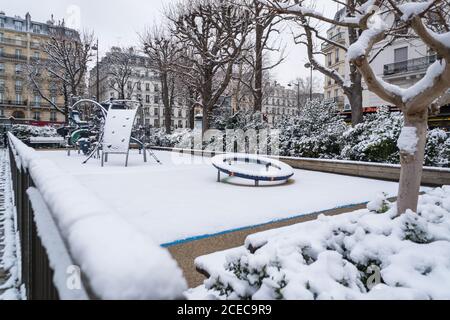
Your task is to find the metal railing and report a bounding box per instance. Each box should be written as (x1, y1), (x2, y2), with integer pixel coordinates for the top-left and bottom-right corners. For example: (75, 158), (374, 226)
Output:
(8, 143), (60, 299)
(0, 52), (27, 61)
(0, 37), (28, 47)
(321, 32), (346, 51)
(7, 136), (92, 300)
(383, 55), (437, 76)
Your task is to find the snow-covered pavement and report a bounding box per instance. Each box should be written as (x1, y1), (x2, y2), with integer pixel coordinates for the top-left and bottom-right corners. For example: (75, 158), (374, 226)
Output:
(0, 150), (21, 300)
(35, 150), (414, 246)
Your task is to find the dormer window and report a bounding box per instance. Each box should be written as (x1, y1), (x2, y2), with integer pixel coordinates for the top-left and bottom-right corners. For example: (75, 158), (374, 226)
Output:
(14, 21), (23, 31)
(33, 24), (41, 34)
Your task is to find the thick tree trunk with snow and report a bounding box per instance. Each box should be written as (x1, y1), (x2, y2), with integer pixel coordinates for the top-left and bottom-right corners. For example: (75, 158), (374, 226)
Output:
(397, 111), (428, 215)
(348, 65), (364, 126)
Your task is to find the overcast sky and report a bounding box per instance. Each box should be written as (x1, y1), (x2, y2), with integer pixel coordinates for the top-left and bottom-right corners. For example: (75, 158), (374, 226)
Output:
(3, 0), (339, 88)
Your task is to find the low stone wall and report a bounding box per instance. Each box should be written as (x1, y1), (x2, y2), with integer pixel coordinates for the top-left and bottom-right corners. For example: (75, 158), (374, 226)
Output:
(150, 146), (450, 187)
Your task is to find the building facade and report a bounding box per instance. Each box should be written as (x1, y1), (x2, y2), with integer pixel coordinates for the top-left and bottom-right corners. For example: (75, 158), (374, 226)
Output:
(89, 48), (190, 129)
(322, 9), (348, 111)
(262, 82), (300, 125)
(322, 7), (450, 128)
(0, 12), (73, 128)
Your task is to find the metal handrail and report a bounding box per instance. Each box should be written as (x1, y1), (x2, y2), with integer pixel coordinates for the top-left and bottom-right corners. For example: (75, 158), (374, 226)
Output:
(384, 55), (437, 76)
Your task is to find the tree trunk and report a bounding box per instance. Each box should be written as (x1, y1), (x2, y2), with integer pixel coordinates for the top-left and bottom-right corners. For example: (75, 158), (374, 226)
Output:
(161, 73), (172, 134)
(349, 85), (363, 126)
(397, 110), (428, 215)
(254, 21), (263, 112)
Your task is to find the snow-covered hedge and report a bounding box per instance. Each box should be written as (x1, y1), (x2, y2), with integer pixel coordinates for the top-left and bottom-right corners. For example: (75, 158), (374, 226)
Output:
(7, 133), (187, 300)
(191, 187), (450, 300)
(149, 104), (450, 167)
(11, 125), (59, 142)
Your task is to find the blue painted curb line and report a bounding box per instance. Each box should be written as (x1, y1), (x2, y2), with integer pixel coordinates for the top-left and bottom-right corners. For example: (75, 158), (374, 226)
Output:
(161, 201), (369, 248)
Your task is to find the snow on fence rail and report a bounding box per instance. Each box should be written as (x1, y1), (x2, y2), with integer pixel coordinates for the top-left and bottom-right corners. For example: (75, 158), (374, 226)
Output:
(7, 133), (187, 300)
(149, 146), (450, 186)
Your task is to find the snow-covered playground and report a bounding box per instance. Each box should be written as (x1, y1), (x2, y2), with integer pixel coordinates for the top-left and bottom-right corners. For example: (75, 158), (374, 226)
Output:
(38, 149), (408, 246)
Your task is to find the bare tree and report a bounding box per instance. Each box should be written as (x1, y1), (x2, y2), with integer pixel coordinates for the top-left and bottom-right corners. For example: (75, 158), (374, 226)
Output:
(346, 0), (450, 214)
(142, 27), (183, 134)
(28, 27), (94, 122)
(166, 0), (252, 132)
(103, 47), (138, 100)
(261, 0), (376, 125)
(237, 0), (285, 112)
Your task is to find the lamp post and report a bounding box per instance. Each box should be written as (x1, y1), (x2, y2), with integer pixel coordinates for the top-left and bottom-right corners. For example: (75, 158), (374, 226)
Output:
(92, 39), (100, 102)
(304, 62), (313, 101)
(288, 81), (301, 111)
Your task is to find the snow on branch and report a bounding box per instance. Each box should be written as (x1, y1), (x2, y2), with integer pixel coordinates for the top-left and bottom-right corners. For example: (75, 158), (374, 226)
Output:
(398, 0), (436, 21)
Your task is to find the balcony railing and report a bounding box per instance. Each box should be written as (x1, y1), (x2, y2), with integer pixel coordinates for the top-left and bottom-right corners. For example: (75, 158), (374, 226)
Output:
(321, 32), (346, 51)
(383, 55), (437, 76)
(0, 37), (28, 47)
(0, 52), (28, 61)
(324, 96), (345, 105)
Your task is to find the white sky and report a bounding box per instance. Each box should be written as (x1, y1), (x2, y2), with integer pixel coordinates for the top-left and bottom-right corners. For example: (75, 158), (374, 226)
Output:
(3, 0), (339, 88)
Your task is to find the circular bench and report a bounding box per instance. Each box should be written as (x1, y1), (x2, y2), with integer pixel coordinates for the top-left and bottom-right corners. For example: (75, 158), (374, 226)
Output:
(211, 154), (294, 186)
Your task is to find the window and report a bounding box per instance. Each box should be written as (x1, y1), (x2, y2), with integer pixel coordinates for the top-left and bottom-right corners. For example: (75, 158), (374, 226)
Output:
(146, 83), (150, 91)
(0, 92), (4, 104)
(394, 47), (408, 63)
(394, 47), (408, 72)
(33, 24), (41, 34)
(334, 89), (339, 98)
(0, 32), (3, 41)
(127, 81), (132, 90)
(14, 21), (23, 31)
(335, 49), (339, 63)
(137, 82), (141, 90)
(15, 80), (22, 91)
(154, 84), (159, 92)
(146, 95), (150, 103)
(154, 95), (159, 104)
(50, 111), (57, 122)
(154, 108), (159, 115)
(0, 63), (4, 74)
(154, 119), (159, 127)
(0, 107), (3, 117)
(33, 111), (41, 121)
(33, 51), (40, 60)
(15, 49), (22, 58)
(34, 95), (41, 106)
(15, 64), (22, 74)
(51, 96), (57, 105)
(327, 53), (332, 66)
(16, 94), (22, 104)
(0, 79), (4, 89)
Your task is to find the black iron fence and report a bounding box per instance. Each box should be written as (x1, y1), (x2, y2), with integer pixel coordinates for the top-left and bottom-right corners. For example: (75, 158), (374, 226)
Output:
(7, 137), (93, 300)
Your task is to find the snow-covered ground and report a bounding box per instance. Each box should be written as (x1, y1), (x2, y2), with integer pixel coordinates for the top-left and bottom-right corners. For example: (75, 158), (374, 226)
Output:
(188, 187), (450, 300)
(37, 150), (413, 245)
(0, 150), (22, 300)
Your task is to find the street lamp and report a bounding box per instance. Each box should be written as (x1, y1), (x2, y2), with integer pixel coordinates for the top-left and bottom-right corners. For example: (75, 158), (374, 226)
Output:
(288, 81), (301, 111)
(304, 62), (313, 101)
(92, 39), (100, 102)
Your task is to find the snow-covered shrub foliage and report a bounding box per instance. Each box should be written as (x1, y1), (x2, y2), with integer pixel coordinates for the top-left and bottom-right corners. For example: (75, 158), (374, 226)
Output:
(425, 129), (450, 167)
(277, 100), (347, 159)
(148, 128), (195, 148)
(193, 187), (450, 300)
(341, 108), (403, 164)
(212, 108), (269, 131)
(11, 125), (59, 142)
